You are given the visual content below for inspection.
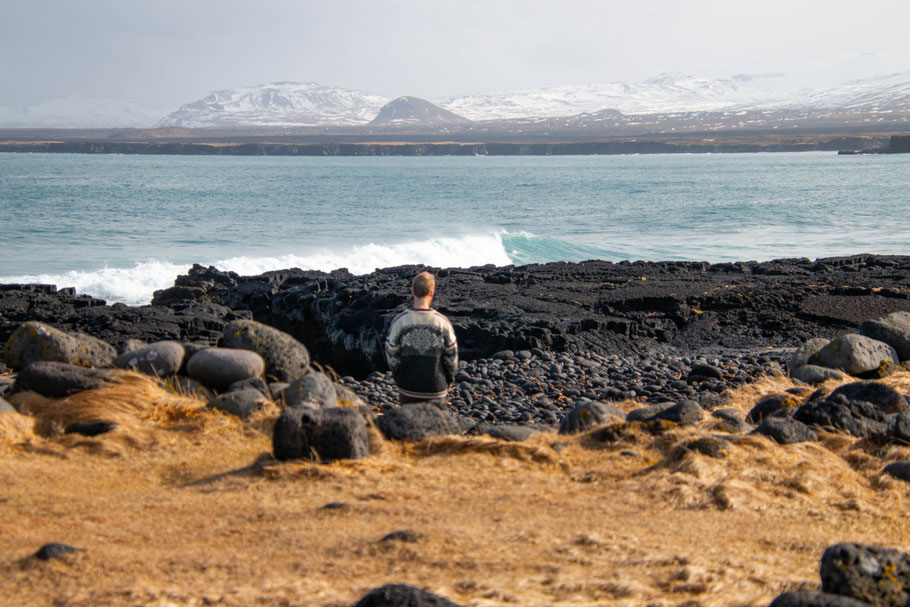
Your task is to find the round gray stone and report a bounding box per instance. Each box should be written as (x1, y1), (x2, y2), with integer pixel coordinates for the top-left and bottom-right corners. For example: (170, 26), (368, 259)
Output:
(115, 341), (185, 377)
(186, 348), (265, 391)
(207, 388), (267, 418)
(753, 417), (818, 444)
(790, 364), (845, 384)
(559, 400), (626, 434)
(813, 334), (899, 376)
(284, 373), (337, 409)
(655, 400), (704, 425)
(377, 402), (461, 441)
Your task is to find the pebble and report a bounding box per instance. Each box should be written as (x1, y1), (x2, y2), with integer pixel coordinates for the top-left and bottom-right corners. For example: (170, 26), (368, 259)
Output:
(340, 348), (789, 426)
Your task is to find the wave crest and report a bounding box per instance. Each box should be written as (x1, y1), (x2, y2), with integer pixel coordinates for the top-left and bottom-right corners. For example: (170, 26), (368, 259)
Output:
(1, 233), (515, 305)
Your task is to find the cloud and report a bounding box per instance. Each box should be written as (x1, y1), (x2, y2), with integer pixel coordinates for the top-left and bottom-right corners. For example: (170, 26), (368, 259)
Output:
(1, 0), (908, 109)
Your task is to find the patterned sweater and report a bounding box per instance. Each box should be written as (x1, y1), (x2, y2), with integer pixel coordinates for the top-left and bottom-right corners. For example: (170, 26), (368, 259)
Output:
(384, 307), (458, 399)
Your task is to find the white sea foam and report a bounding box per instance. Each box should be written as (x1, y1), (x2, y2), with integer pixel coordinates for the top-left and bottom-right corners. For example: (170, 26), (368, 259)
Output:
(0, 233), (514, 306)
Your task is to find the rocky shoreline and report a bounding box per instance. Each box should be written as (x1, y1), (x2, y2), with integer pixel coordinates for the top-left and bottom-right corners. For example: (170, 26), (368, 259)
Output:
(2, 254), (910, 427)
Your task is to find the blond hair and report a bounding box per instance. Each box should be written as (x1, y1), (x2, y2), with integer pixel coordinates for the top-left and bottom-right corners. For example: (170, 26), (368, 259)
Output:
(412, 271), (435, 298)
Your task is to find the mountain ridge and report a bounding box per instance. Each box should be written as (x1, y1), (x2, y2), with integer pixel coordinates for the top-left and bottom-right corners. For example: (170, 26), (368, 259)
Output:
(3, 71), (910, 131)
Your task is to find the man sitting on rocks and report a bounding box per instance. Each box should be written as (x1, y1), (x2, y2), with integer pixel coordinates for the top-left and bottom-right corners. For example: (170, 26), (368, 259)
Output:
(385, 271), (458, 405)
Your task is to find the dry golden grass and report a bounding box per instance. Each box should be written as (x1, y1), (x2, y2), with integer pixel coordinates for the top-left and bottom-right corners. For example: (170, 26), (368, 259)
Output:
(2, 372), (910, 606)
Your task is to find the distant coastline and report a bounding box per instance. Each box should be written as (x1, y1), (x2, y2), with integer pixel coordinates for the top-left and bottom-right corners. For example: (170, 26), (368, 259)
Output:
(1, 133), (908, 156)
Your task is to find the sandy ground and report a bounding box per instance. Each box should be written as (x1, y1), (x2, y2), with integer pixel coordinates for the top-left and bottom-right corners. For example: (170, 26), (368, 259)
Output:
(2, 373), (910, 607)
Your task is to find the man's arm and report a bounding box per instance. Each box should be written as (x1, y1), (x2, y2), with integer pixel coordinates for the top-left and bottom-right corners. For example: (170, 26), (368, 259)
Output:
(385, 315), (403, 373)
(441, 322), (458, 385)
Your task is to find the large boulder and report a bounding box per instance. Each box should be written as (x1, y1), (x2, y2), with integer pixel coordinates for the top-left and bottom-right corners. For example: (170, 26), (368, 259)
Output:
(186, 348), (265, 391)
(860, 311), (910, 361)
(11, 362), (118, 398)
(827, 381), (908, 414)
(4, 321), (78, 371)
(3, 322), (116, 371)
(794, 393), (890, 438)
(820, 543), (910, 606)
(559, 399), (626, 434)
(352, 584), (461, 607)
(222, 319), (310, 382)
(377, 402), (461, 441)
(813, 334), (899, 376)
(115, 341), (185, 377)
(284, 373), (337, 409)
(272, 406), (369, 462)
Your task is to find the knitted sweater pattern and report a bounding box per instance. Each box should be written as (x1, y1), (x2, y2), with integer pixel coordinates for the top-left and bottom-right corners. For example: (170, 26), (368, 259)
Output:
(384, 307), (458, 399)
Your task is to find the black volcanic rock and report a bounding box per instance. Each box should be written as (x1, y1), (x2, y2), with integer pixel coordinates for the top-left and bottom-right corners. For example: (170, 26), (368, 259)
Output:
(0, 283), (251, 350)
(369, 97), (472, 126)
(5, 255), (910, 380)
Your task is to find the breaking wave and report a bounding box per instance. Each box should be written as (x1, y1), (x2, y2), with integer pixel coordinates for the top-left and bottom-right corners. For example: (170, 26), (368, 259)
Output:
(3, 232), (581, 306)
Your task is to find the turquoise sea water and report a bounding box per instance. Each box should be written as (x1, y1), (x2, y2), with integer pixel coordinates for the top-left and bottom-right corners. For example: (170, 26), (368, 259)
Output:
(0, 151), (908, 304)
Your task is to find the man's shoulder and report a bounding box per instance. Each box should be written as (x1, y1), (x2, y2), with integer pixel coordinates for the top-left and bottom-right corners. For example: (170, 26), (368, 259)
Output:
(389, 308), (412, 324)
(389, 307), (453, 329)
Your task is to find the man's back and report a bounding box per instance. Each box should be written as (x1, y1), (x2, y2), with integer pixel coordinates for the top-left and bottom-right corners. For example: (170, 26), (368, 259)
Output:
(385, 307), (458, 402)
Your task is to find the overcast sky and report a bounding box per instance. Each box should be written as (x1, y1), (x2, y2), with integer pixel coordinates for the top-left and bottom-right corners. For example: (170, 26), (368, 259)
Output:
(2, 0), (909, 110)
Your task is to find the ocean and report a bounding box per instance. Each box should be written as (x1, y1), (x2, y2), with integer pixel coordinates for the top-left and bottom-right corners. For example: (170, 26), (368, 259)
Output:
(1, 151), (907, 305)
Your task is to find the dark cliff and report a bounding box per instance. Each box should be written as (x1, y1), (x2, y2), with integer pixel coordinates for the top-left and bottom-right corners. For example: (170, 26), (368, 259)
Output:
(888, 135), (910, 153)
(0, 137), (887, 156)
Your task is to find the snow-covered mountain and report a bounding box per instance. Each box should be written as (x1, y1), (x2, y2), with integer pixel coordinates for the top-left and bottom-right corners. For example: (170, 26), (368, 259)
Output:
(156, 82), (390, 127)
(438, 71), (910, 120)
(8, 71), (908, 130)
(369, 97), (471, 126)
(436, 73), (788, 120)
(153, 71), (910, 129)
(0, 96), (167, 128)
(735, 70), (910, 111)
